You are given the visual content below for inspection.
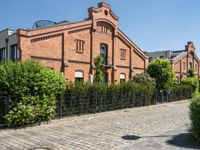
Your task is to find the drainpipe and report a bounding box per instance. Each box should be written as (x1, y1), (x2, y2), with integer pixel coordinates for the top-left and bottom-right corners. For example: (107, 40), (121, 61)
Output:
(5, 38), (9, 60)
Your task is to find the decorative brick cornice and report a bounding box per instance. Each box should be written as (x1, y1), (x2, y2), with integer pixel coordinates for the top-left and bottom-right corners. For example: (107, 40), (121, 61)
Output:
(68, 27), (91, 34)
(31, 33), (62, 43)
(31, 56), (62, 62)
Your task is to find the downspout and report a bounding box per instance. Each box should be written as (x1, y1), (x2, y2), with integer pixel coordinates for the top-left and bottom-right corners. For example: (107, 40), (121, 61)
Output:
(5, 38), (9, 60)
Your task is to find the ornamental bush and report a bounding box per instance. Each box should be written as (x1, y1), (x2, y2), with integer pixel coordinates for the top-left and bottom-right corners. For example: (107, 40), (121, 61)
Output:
(181, 77), (199, 94)
(94, 56), (104, 83)
(190, 94), (200, 143)
(132, 72), (156, 86)
(0, 60), (67, 127)
(188, 68), (195, 77)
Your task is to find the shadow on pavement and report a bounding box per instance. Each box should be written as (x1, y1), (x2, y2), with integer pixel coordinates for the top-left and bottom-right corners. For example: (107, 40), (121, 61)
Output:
(167, 133), (200, 149)
(122, 135), (141, 140)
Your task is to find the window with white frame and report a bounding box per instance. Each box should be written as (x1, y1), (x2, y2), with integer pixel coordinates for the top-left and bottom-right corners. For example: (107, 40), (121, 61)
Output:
(0, 48), (6, 61)
(75, 70), (84, 82)
(11, 44), (19, 61)
(120, 73), (126, 83)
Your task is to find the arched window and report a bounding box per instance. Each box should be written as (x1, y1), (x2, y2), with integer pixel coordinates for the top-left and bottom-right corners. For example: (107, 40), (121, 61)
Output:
(75, 70), (84, 82)
(100, 43), (108, 65)
(120, 73), (126, 83)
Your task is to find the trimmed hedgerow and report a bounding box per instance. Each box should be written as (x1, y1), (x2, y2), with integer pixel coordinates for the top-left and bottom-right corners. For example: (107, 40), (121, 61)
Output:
(181, 77), (199, 94)
(190, 94), (200, 143)
(0, 60), (67, 127)
(170, 84), (194, 101)
(56, 81), (156, 117)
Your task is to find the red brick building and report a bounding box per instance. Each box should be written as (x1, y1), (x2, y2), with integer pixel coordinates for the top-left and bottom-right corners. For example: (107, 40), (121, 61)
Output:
(147, 42), (200, 82)
(15, 2), (148, 83)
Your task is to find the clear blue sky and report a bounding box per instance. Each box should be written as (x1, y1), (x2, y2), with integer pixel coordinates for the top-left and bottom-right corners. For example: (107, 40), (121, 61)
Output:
(1, 0), (200, 56)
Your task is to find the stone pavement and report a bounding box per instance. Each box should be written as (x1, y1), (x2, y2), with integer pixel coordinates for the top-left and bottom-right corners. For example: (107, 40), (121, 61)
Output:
(0, 100), (198, 150)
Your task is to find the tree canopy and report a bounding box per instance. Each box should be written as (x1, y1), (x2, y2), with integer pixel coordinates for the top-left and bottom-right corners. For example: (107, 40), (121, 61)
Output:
(147, 58), (175, 89)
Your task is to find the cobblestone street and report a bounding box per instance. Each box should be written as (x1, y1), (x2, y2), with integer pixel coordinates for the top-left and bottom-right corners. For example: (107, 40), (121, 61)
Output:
(0, 100), (197, 150)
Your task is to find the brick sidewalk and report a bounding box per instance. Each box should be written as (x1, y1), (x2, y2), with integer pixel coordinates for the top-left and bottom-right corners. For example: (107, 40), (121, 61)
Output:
(0, 100), (190, 150)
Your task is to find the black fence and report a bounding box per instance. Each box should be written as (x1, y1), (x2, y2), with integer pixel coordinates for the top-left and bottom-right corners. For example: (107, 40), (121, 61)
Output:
(0, 96), (10, 125)
(55, 88), (193, 118)
(156, 88), (193, 103)
(0, 87), (194, 124)
(56, 90), (156, 118)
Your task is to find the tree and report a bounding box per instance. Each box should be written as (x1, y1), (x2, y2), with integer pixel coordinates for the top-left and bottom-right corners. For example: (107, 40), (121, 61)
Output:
(188, 68), (195, 77)
(94, 56), (104, 83)
(147, 58), (175, 89)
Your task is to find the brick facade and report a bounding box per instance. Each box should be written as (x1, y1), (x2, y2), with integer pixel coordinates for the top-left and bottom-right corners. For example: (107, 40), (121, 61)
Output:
(17, 2), (148, 83)
(172, 42), (200, 81)
(146, 41), (200, 82)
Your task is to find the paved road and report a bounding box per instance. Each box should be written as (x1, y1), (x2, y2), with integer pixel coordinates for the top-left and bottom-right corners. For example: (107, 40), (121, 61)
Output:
(0, 100), (199, 150)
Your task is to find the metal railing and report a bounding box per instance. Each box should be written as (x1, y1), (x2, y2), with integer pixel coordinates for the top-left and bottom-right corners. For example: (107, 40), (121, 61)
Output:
(55, 90), (156, 119)
(155, 88), (193, 103)
(56, 88), (194, 119)
(0, 96), (10, 125)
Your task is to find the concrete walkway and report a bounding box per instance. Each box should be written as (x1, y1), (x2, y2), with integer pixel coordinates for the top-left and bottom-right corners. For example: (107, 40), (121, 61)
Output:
(0, 100), (199, 150)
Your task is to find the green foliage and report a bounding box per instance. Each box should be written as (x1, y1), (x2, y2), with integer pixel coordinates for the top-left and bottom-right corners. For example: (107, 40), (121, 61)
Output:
(57, 81), (156, 116)
(147, 58), (175, 89)
(181, 77), (199, 94)
(169, 84), (194, 101)
(190, 94), (200, 143)
(132, 72), (156, 86)
(0, 60), (67, 127)
(94, 56), (104, 83)
(188, 68), (195, 77)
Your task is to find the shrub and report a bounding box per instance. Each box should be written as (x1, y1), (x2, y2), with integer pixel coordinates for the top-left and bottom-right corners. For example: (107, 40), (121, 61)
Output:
(170, 84), (194, 101)
(132, 72), (156, 86)
(147, 58), (175, 89)
(181, 77), (199, 94)
(190, 94), (200, 143)
(188, 68), (195, 77)
(94, 56), (104, 83)
(0, 60), (67, 127)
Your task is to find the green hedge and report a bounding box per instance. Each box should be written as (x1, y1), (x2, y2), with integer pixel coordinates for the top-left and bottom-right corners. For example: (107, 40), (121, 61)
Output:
(181, 77), (199, 94)
(190, 94), (200, 143)
(0, 61), (67, 127)
(57, 82), (156, 117)
(169, 84), (194, 101)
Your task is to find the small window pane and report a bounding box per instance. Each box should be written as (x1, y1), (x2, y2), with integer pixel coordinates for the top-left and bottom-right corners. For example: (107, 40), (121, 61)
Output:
(75, 71), (84, 83)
